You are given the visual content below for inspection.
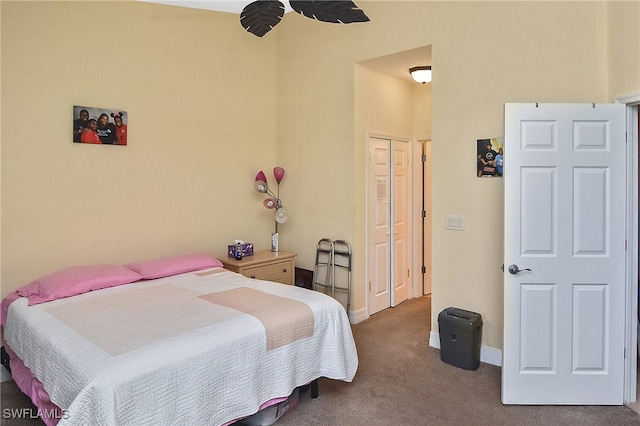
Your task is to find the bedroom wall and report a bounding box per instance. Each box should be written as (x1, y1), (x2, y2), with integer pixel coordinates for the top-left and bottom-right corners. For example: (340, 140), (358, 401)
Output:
(275, 1), (640, 350)
(607, 1), (640, 99)
(0, 1), (279, 298)
(1, 1), (638, 353)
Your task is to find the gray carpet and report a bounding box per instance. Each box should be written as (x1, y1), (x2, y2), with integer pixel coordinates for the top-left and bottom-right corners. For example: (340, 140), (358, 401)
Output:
(277, 296), (639, 426)
(1, 296), (639, 425)
(1, 379), (43, 426)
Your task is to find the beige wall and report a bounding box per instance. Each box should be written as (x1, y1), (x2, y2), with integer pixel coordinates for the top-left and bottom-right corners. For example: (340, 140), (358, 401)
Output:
(2, 1), (638, 351)
(1, 1), (279, 298)
(608, 1), (640, 99)
(275, 1), (639, 349)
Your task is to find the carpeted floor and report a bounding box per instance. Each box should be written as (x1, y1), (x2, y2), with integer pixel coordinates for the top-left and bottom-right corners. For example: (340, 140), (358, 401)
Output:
(277, 296), (639, 426)
(1, 380), (43, 426)
(1, 296), (639, 425)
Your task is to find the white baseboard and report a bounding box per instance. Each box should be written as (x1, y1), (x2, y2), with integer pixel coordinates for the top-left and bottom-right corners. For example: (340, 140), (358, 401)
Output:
(349, 307), (367, 324)
(430, 331), (502, 367)
(350, 308), (503, 367)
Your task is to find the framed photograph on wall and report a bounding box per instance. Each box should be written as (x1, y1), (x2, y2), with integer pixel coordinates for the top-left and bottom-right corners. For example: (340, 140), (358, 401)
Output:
(73, 106), (127, 145)
(477, 138), (504, 177)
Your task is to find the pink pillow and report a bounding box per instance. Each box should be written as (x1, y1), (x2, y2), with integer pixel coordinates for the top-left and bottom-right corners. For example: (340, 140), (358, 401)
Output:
(17, 265), (143, 306)
(125, 253), (223, 280)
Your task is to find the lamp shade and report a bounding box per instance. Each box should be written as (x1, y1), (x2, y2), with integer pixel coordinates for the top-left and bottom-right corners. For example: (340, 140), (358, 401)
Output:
(275, 207), (288, 224)
(254, 180), (268, 193)
(409, 66), (431, 84)
(255, 170), (267, 183)
(263, 198), (277, 209)
(273, 167), (285, 183)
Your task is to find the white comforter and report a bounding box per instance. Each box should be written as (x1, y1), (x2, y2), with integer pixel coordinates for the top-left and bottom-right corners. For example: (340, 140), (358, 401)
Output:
(4, 268), (358, 426)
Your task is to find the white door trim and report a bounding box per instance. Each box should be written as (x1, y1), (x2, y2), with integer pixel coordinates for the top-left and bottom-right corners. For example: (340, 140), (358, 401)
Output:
(412, 136), (432, 297)
(617, 93), (640, 404)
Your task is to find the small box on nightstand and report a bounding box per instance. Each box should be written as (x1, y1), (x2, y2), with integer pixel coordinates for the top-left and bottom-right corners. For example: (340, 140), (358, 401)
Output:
(227, 243), (254, 258)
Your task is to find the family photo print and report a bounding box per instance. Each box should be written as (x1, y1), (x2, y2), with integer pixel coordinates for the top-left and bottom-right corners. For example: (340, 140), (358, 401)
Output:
(477, 138), (504, 177)
(73, 106), (128, 145)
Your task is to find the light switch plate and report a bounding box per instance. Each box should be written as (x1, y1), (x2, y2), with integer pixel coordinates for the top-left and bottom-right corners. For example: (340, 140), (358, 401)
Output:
(446, 215), (464, 231)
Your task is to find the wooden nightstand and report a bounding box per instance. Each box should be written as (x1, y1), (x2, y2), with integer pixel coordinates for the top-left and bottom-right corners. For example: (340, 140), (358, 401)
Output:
(219, 250), (297, 285)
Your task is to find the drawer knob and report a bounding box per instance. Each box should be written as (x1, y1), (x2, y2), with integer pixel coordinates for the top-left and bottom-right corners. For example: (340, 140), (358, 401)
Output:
(250, 275), (256, 279)
(282, 268), (287, 273)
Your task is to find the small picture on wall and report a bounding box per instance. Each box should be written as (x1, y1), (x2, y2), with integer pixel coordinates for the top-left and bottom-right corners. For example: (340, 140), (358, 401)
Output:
(477, 138), (504, 177)
(73, 105), (127, 145)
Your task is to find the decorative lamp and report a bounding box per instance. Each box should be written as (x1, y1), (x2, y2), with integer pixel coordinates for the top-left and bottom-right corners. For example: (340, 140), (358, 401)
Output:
(275, 208), (287, 224)
(254, 167), (288, 252)
(263, 198), (277, 209)
(254, 171), (268, 193)
(254, 180), (267, 193)
(409, 66), (432, 84)
(273, 167), (285, 183)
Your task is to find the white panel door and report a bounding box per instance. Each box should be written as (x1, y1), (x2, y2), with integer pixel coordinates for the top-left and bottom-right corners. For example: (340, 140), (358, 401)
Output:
(502, 103), (626, 404)
(367, 137), (411, 315)
(368, 137), (392, 315)
(392, 140), (409, 306)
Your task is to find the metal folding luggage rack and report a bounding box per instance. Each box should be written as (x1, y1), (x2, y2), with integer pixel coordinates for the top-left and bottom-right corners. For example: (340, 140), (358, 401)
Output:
(313, 239), (351, 313)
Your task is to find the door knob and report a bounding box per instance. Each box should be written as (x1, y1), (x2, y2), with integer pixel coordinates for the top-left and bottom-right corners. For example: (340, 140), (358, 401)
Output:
(507, 264), (532, 275)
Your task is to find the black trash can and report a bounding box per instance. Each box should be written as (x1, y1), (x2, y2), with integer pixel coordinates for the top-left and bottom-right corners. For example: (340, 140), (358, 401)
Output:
(438, 307), (483, 370)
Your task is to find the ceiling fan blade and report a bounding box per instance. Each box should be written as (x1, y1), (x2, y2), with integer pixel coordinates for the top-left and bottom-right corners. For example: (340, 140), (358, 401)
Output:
(289, 0), (370, 24)
(240, 0), (285, 37)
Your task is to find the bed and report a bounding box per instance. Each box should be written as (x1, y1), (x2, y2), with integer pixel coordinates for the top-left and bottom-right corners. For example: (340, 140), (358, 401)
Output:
(0, 253), (358, 426)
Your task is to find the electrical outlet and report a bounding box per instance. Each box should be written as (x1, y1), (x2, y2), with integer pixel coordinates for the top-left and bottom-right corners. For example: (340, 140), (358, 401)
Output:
(446, 215), (464, 231)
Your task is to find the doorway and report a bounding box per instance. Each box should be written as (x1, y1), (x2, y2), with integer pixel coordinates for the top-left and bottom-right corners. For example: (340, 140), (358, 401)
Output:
(624, 98), (640, 407)
(615, 94), (640, 406)
(356, 45), (432, 319)
(414, 137), (432, 296)
(635, 103), (640, 407)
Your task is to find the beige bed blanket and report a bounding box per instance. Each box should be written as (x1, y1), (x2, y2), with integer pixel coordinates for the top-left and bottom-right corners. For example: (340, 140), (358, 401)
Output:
(4, 267), (358, 426)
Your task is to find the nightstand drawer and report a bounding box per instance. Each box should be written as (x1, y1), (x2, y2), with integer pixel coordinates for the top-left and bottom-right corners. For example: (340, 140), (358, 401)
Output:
(219, 250), (297, 286)
(244, 259), (293, 284)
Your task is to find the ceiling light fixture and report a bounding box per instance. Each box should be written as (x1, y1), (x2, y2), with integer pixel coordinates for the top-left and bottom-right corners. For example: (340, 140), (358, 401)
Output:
(409, 66), (432, 84)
